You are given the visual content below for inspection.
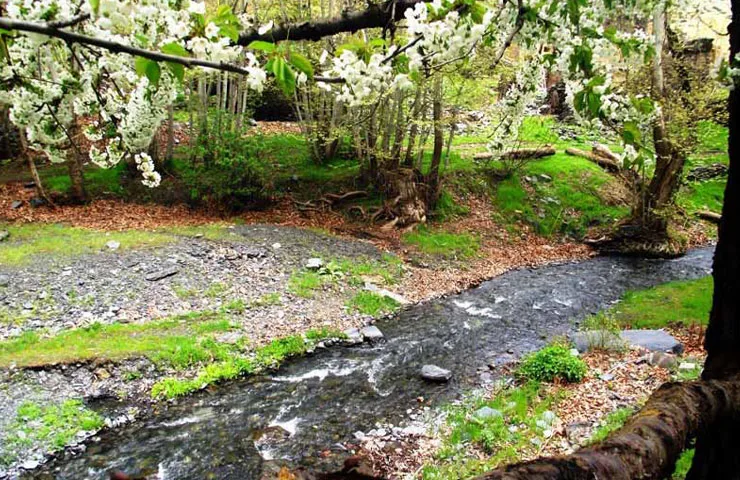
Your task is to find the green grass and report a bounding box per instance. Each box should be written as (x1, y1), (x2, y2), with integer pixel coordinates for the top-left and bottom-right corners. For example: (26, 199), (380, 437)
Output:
(695, 120), (728, 153)
(493, 154), (629, 238)
(0, 223), (177, 266)
(204, 281), (229, 298)
(0, 311), (236, 368)
(2, 399), (104, 466)
(251, 292), (282, 307)
(402, 227), (480, 258)
(680, 179), (726, 214)
(346, 292), (400, 317)
(422, 382), (562, 479)
(588, 407), (635, 443)
(433, 190), (471, 221)
(151, 327), (343, 399)
(335, 254), (405, 286)
(288, 271), (328, 298)
(42, 163), (126, 196)
(590, 276), (713, 330)
(673, 449), (695, 479)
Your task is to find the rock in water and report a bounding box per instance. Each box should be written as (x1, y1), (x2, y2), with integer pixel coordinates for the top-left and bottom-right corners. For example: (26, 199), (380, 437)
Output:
(621, 329), (683, 355)
(360, 326), (384, 341)
(421, 365), (452, 382)
(145, 267), (180, 281)
(343, 328), (363, 344)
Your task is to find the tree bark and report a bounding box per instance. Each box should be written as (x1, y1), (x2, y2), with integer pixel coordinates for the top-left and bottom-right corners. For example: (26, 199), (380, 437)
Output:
(565, 147), (621, 172)
(685, 2), (740, 477)
(426, 76), (443, 209)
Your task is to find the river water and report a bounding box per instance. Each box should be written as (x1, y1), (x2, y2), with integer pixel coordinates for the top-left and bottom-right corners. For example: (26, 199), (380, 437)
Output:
(33, 248), (714, 479)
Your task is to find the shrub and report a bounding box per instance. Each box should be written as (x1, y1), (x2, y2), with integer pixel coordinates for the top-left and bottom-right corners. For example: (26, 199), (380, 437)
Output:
(517, 345), (587, 383)
(181, 132), (269, 211)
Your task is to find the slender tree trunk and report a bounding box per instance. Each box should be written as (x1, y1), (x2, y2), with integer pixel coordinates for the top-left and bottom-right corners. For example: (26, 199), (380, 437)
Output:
(20, 131), (53, 206)
(66, 121), (87, 203)
(686, 4), (740, 476)
(426, 76), (444, 209)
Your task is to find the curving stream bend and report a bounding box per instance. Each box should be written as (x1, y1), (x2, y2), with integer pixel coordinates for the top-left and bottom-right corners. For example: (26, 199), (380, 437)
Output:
(32, 248), (714, 479)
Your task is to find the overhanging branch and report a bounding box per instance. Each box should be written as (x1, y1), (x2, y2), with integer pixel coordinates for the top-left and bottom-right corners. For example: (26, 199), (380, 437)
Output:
(237, 0), (429, 45)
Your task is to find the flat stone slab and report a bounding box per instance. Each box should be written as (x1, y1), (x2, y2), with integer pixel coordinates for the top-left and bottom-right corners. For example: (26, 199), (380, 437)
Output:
(621, 329), (683, 355)
(145, 267), (180, 282)
(570, 330), (626, 353)
(360, 325), (384, 341)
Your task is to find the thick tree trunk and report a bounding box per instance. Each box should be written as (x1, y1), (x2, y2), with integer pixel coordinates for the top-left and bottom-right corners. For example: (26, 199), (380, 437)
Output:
(474, 381), (740, 480)
(685, 3), (740, 478)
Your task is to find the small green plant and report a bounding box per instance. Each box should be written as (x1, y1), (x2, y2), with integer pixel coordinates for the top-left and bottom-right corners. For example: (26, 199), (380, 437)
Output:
(517, 344), (588, 383)
(347, 292), (400, 317)
(580, 311), (621, 333)
(204, 282), (229, 299)
(252, 292), (282, 307)
(288, 271), (327, 298)
(402, 227), (480, 258)
(589, 407), (635, 443)
(172, 283), (198, 300)
(221, 298), (247, 313)
(433, 190), (470, 221)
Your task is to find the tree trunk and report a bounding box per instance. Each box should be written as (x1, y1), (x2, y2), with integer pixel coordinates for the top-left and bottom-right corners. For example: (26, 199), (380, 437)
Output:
(685, 2), (740, 477)
(65, 121), (87, 203)
(426, 76), (443, 209)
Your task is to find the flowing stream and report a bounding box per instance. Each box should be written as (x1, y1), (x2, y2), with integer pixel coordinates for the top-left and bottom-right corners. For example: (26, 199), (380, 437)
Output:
(33, 248), (714, 479)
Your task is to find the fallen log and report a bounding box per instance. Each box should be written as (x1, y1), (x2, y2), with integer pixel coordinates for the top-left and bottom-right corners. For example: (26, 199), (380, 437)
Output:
(474, 146), (556, 161)
(697, 210), (722, 224)
(323, 190), (367, 205)
(565, 147), (621, 173)
(474, 380), (740, 480)
(592, 143), (622, 164)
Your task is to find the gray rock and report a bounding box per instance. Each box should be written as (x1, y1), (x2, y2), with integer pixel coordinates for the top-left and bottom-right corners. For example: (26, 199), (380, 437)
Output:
(343, 328), (363, 344)
(621, 329), (683, 354)
(648, 351), (678, 370)
(145, 267), (180, 281)
(0, 274), (9, 287)
(474, 406), (503, 420)
(305, 258), (324, 270)
(360, 325), (384, 341)
(29, 197), (45, 208)
(20, 460), (39, 470)
(11, 200), (22, 209)
(538, 174), (553, 182)
(0, 230), (8, 242)
(570, 330), (626, 353)
(364, 282), (409, 305)
(105, 240), (121, 251)
(565, 421), (591, 444)
(420, 364), (452, 382)
(599, 373), (615, 381)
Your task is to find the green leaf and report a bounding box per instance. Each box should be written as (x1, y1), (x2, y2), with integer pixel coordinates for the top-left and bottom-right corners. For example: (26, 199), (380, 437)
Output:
(287, 52), (313, 79)
(622, 121), (641, 146)
(161, 42), (189, 57)
(271, 57), (296, 96)
(586, 92), (601, 117)
(134, 56), (149, 77)
(88, 0), (100, 14)
(219, 25), (239, 42)
(248, 40), (276, 53)
(135, 57), (161, 86)
(167, 62), (185, 83)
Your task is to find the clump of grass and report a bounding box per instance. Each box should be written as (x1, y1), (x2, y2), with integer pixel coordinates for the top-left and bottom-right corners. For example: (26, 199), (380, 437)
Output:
(251, 292), (282, 307)
(288, 271), (327, 298)
(204, 282), (229, 299)
(0, 223), (176, 266)
(337, 254), (405, 286)
(221, 298), (247, 313)
(151, 328), (342, 399)
(0, 311), (231, 368)
(402, 227), (479, 258)
(589, 407), (635, 443)
(605, 276), (712, 330)
(433, 191), (470, 221)
(517, 344), (588, 383)
(422, 382), (562, 479)
(172, 284), (198, 300)
(2, 399), (104, 466)
(347, 292), (400, 317)
(679, 178), (726, 215)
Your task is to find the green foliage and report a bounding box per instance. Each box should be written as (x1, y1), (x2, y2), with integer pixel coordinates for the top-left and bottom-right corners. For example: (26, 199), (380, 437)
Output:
(599, 277), (713, 330)
(433, 190), (471, 221)
(402, 227), (479, 258)
(335, 255), (404, 286)
(2, 400), (104, 465)
(151, 328), (341, 399)
(493, 154), (629, 238)
(422, 382), (561, 479)
(346, 292), (400, 317)
(680, 179), (726, 215)
(181, 132), (268, 210)
(517, 344), (588, 383)
(251, 292), (282, 307)
(0, 311), (232, 368)
(288, 270), (327, 298)
(0, 223), (175, 266)
(43, 163), (126, 196)
(204, 281), (229, 298)
(588, 407), (635, 443)
(221, 298), (247, 313)
(673, 449), (695, 480)
(695, 120), (728, 153)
